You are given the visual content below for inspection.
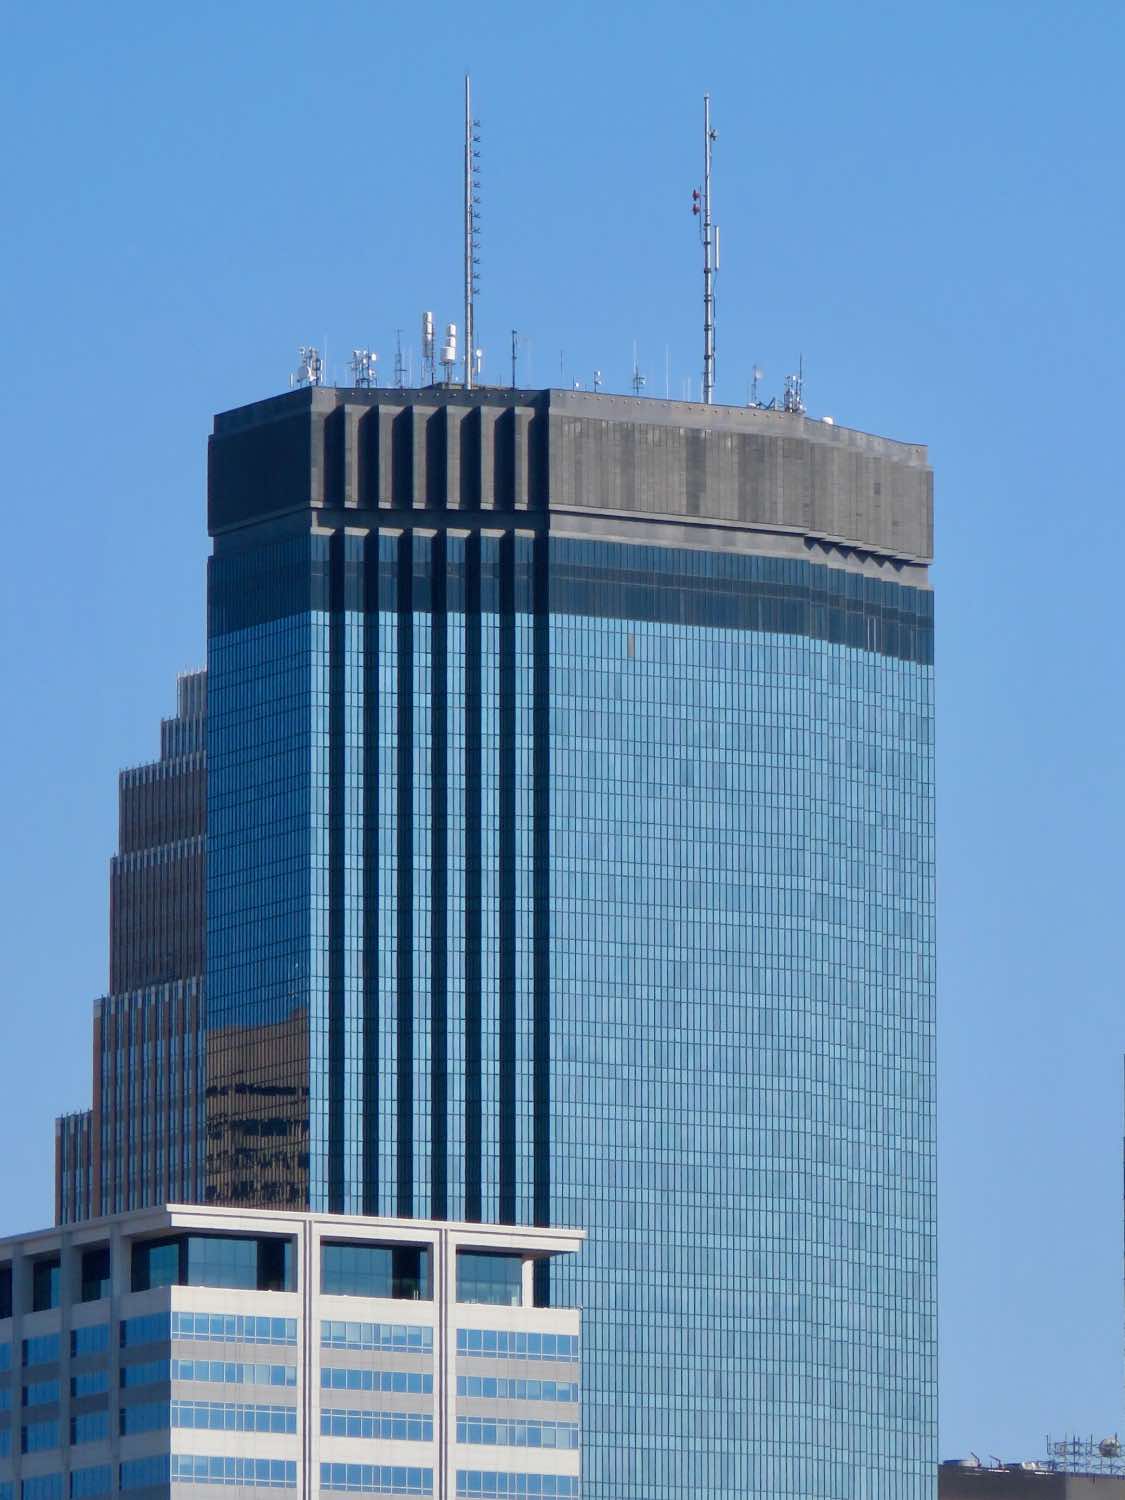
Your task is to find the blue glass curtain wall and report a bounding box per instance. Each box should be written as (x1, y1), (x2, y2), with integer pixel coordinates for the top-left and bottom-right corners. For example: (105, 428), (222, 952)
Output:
(206, 531), (935, 1500)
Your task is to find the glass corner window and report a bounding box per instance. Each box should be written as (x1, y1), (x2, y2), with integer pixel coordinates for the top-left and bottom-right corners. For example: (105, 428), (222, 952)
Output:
(456, 1251), (524, 1307)
(131, 1238), (180, 1293)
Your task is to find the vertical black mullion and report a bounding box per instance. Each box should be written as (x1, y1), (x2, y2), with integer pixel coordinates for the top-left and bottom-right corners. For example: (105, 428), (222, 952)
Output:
(327, 530), (346, 1214)
(362, 531), (380, 1214)
(396, 531), (414, 1218)
(532, 533), (551, 1303)
(498, 531), (517, 1223)
(464, 532), (483, 1222)
(431, 533), (449, 1220)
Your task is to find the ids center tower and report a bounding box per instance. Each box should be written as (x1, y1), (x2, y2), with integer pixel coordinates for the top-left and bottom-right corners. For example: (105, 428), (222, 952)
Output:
(202, 382), (935, 1500)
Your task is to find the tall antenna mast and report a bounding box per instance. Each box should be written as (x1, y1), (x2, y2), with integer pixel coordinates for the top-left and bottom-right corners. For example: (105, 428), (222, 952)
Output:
(464, 74), (481, 390)
(693, 93), (719, 405)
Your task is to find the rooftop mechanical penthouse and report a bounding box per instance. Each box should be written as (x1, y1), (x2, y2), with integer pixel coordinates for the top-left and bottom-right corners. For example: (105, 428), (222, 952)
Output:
(61, 383), (936, 1500)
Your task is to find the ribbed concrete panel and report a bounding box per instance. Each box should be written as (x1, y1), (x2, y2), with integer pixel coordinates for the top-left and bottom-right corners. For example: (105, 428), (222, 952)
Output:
(209, 386), (931, 576)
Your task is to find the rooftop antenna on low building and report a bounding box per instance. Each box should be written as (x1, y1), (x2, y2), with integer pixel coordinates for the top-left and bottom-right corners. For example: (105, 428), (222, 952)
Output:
(783, 355), (806, 414)
(394, 329), (406, 387)
(292, 346), (322, 388)
(632, 342), (646, 395)
(593, 369), (603, 393)
(464, 74), (481, 390)
(441, 323), (458, 382)
(511, 329), (519, 387)
(692, 93), (718, 405)
(750, 365), (763, 406)
(422, 312), (436, 385)
(350, 349), (378, 388)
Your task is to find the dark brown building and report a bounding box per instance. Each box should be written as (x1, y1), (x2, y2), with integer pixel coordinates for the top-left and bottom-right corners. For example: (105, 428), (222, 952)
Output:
(55, 671), (206, 1222)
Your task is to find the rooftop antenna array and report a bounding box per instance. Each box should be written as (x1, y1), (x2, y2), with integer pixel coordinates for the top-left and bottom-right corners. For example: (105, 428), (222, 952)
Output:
(632, 342), (646, 396)
(464, 74), (481, 389)
(422, 311), (436, 386)
(692, 94), (719, 404)
(292, 346), (323, 388)
(441, 323), (458, 382)
(783, 356), (806, 414)
(350, 349), (378, 388)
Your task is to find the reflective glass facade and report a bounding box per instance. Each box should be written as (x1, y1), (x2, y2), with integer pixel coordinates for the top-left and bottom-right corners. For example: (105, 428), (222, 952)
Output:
(206, 519), (935, 1500)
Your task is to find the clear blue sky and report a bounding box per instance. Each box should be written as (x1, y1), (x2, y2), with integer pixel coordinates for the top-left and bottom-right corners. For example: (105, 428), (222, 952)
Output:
(2, 0), (1123, 1465)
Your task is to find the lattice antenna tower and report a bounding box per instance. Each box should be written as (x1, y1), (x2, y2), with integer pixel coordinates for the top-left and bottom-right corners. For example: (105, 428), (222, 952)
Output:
(632, 341), (646, 396)
(350, 349), (378, 389)
(464, 74), (481, 389)
(691, 94), (719, 404)
(394, 330), (406, 387)
(783, 355), (806, 415)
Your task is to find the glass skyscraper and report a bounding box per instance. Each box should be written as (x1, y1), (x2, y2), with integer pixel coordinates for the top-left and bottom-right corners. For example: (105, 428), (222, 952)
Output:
(197, 384), (936, 1500)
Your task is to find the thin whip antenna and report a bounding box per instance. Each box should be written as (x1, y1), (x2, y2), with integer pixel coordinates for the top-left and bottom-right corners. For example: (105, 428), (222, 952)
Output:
(697, 93), (718, 404)
(464, 74), (481, 389)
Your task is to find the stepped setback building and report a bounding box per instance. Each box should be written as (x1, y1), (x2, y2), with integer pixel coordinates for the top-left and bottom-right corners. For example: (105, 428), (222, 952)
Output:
(59, 384), (937, 1500)
(56, 673), (206, 1225)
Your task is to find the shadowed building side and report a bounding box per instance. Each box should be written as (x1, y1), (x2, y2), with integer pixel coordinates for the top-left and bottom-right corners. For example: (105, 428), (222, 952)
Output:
(56, 673), (207, 1224)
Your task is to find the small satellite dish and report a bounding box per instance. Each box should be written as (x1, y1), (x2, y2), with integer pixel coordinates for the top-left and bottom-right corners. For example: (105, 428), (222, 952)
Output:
(1099, 1438), (1121, 1458)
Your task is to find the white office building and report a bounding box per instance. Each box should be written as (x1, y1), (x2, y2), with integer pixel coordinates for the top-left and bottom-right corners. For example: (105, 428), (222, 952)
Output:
(0, 1205), (583, 1500)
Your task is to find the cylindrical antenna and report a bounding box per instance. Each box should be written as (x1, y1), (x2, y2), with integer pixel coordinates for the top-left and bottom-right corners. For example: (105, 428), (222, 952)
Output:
(511, 328), (518, 387)
(422, 310), (435, 386)
(464, 75), (480, 391)
(702, 93), (717, 405)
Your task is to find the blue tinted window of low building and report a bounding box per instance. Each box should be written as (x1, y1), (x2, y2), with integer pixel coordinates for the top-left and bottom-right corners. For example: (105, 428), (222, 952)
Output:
(131, 1234), (294, 1292)
(80, 1247), (111, 1303)
(22, 1333), (60, 1366)
(32, 1257), (60, 1312)
(456, 1252), (523, 1306)
(185, 1234), (258, 1290)
(321, 1242), (430, 1300)
(132, 1237), (180, 1292)
(23, 1378), (59, 1406)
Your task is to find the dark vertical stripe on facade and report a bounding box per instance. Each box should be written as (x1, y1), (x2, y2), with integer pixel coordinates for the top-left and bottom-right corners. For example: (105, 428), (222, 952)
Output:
(430, 533), (449, 1221)
(396, 532), (415, 1218)
(531, 535), (551, 1305)
(362, 533), (380, 1214)
(498, 533), (518, 1224)
(327, 530), (346, 1213)
(532, 534), (551, 1229)
(464, 533), (483, 1221)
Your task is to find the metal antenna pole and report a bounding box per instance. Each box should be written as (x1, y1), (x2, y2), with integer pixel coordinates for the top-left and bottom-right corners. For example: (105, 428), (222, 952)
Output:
(511, 329), (518, 387)
(464, 74), (479, 391)
(702, 93), (717, 405)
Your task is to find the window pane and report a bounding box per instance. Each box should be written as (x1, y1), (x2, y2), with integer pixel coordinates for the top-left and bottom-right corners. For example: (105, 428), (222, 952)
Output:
(131, 1238), (181, 1293)
(32, 1259), (60, 1313)
(321, 1243), (430, 1300)
(456, 1253), (523, 1306)
(81, 1248), (111, 1303)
